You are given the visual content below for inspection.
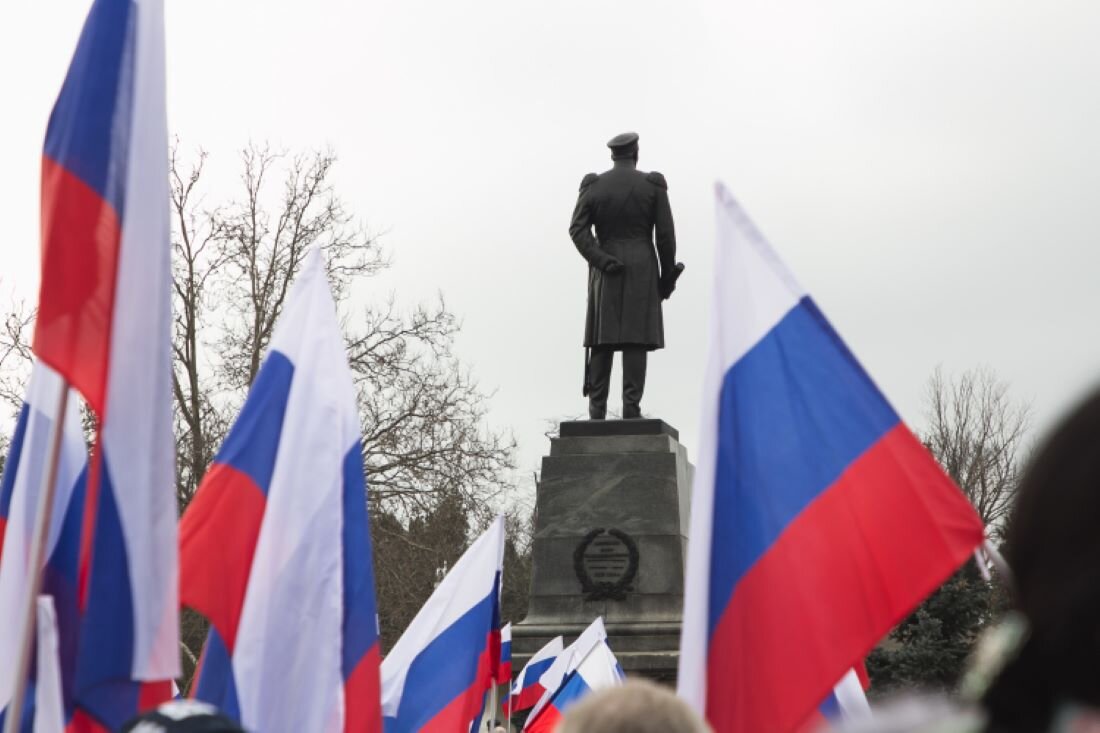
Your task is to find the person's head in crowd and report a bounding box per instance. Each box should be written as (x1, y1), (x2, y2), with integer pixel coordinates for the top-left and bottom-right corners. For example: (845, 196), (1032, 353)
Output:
(556, 678), (710, 733)
(981, 388), (1100, 732)
(119, 700), (245, 733)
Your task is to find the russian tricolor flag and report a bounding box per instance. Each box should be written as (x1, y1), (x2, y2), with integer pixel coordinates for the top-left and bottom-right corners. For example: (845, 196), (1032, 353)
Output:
(381, 516), (505, 733)
(524, 617), (607, 726)
(31, 0), (179, 727)
(180, 250), (382, 733)
(678, 185), (985, 732)
(498, 623), (513, 685)
(0, 364), (88, 729)
(509, 636), (563, 713)
(524, 638), (623, 733)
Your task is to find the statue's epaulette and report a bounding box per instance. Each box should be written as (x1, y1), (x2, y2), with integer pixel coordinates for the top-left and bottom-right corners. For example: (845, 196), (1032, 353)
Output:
(646, 171), (668, 190)
(579, 172), (599, 191)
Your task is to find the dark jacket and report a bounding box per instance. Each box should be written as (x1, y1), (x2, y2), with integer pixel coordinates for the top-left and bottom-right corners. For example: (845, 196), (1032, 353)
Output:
(569, 164), (676, 350)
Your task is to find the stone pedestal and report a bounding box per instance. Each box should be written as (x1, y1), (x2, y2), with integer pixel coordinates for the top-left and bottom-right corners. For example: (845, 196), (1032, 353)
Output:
(512, 419), (693, 684)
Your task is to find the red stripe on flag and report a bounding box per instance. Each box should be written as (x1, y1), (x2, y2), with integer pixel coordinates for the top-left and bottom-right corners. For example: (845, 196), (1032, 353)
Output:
(344, 643), (382, 733)
(856, 660), (870, 691)
(66, 709), (111, 733)
(706, 424), (983, 733)
(179, 463), (267, 651)
(35, 156), (122, 417)
(513, 683), (546, 712)
(138, 680), (173, 712)
(0, 516), (7, 561)
(525, 702), (563, 733)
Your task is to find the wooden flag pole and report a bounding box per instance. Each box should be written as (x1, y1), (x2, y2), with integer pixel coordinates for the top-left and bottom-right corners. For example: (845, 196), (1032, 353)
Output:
(489, 681), (500, 732)
(3, 386), (70, 733)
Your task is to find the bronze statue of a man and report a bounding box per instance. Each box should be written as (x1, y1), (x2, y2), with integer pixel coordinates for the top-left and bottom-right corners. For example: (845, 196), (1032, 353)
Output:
(569, 132), (682, 420)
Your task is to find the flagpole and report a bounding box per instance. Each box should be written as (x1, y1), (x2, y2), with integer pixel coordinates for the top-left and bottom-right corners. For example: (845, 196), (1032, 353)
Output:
(506, 683), (512, 732)
(490, 683), (499, 732)
(3, 386), (70, 733)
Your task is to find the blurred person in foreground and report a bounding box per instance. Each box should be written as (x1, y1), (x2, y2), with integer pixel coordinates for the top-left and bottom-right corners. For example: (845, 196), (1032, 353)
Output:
(834, 387), (1100, 733)
(556, 678), (709, 733)
(119, 700), (245, 732)
(977, 385), (1100, 732)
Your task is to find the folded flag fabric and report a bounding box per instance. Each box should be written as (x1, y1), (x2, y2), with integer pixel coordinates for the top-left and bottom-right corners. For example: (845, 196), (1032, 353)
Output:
(180, 249), (382, 733)
(524, 638), (624, 733)
(381, 516), (505, 733)
(820, 669), (872, 722)
(32, 0), (180, 727)
(525, 617), (607, 727)
(509, 636), (563, 713)
(0, 363), (88, 730)
(677, 184), (985, 732)
(35, 596), (66, 733)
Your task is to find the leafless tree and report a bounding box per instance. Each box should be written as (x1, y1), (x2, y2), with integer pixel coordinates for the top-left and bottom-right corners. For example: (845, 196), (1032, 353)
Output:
(923, 366), (1031, 534)
(0, 297), (34, 417)
(169, 142), (515, 511)
(168, 142), (517, 660)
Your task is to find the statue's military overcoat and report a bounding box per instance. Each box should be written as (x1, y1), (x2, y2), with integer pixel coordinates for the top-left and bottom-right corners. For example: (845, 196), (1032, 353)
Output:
(569, 166), (676, 350)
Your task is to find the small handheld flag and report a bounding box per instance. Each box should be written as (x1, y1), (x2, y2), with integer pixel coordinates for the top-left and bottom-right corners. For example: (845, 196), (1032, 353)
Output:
(525, 617), (607, 727)
(381, 517), (505, 732)
(524, 638), (623, 733)
(510, 636), (563, 713)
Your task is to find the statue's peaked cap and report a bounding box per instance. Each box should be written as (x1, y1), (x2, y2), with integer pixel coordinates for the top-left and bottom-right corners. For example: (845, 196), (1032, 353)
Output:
(606, 131), (639, 150)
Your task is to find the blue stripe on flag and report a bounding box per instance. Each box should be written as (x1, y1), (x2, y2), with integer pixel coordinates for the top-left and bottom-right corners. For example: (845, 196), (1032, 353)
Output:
(341, 439), (379, 679)
(193, 627), (241, 722)
(545, 670), (592, 717)
(518, 658), (554, 695)
(42, 0), (134, 214)
(215, 352), (294, 497)
(0, 404), (30, 520)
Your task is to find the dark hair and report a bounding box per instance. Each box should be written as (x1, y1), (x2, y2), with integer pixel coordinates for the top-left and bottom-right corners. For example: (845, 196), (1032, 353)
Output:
(983, 387), (1100, 731)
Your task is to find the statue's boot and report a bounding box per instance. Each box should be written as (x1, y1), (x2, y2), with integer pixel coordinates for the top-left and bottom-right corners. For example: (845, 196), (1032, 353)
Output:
(588, 346), (613, 420)
(622, 347), (647, 419)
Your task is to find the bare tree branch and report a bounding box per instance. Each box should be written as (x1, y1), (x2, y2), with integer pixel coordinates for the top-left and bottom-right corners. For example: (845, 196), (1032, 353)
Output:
(923, 366), (1031, 536)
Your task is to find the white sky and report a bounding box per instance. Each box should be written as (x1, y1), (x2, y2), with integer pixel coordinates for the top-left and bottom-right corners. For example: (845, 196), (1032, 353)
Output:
(3, 1), (1100, 493)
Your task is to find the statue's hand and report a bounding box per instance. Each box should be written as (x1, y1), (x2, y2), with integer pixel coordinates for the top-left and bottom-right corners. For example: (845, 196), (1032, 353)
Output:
(602, 257), (624, 275)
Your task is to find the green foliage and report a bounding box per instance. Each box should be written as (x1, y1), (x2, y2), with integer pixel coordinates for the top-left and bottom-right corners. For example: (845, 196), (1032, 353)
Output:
(373, 494), (472, 651)
(868, 563), (1007, 694)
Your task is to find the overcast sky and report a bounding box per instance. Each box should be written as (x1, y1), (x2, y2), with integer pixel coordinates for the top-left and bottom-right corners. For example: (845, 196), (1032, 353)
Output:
(3, 1), (1100, 497)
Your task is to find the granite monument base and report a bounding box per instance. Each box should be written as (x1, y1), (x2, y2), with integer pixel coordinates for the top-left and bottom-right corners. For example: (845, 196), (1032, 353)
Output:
(512, 418), (693, 685)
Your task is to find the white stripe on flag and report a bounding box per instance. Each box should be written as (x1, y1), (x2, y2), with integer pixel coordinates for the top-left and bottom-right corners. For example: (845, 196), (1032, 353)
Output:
(34, 596), (65, 733)
(231, 250), (361, 732)
(676, 183), (807, 713)
(102, 0), (178, 678)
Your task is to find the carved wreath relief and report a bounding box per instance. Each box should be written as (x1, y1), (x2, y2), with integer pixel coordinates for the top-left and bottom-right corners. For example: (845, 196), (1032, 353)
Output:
(574, 528), (639, 601)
